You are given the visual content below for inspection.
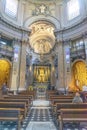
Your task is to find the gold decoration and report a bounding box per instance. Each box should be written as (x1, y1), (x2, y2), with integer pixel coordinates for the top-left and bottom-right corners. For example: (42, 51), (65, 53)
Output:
(0, 59), (11, 88)
(34, 66), (50, 83)
(69, 61), (87, 91)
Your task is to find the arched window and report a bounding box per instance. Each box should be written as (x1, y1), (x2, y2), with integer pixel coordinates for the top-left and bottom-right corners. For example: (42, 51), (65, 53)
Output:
(5, 0), (18, 18)
(67, 0), (80, 20)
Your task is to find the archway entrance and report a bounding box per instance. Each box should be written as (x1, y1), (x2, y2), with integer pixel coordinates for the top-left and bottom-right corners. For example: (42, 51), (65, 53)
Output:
(0, 59), (11, 88)
(69, 61), (87, 91)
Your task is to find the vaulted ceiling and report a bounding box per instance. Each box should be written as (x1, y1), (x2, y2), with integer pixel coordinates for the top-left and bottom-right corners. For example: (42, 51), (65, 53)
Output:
(29, 21), (55, 54)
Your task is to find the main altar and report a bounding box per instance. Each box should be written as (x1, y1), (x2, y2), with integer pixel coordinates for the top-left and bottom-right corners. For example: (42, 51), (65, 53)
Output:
(33, 65), (51, 83)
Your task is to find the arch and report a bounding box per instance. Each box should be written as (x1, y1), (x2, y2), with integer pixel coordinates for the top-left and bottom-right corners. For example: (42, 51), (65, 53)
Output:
(0, 58), (12, 66)
(71, 59), (86, 67)
(69, 60), (87, 92)
(0, 58), (11, 88)
(23, 15), (61, 30)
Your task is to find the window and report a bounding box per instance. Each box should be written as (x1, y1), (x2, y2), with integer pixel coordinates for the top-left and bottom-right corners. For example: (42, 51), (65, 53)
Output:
(5, 0), (18, 18)
(67, 0), (80, 20)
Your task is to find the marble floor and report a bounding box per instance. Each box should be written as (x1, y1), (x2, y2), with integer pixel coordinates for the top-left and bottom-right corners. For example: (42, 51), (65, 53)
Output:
(26, 99), (57, 130)
(33, 99), (50, 107)
(27, 122), (57, 130)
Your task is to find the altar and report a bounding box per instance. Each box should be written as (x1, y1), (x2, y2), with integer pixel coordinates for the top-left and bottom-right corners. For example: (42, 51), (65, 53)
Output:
(33, 65), (51, 83)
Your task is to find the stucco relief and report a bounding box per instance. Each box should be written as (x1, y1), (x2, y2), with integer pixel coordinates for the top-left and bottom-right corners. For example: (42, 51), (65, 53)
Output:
(29, 21), (55, 54)
(33, 39), (51, 54)
(32, 4), (51, 16)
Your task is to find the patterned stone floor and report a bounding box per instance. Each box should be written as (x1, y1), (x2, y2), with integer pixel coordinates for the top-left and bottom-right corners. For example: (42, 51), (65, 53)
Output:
(30, 108), (53, 122)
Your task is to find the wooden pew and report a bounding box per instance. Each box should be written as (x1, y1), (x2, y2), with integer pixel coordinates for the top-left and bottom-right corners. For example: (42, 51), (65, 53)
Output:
(49, 96), (73, 102)
(54, 103), (87, 119)
(4, 95), (32, 105)
(46, 90), (58, 98)
(58, 109), (87, 130)
(0, 98), (30, 115)
(0, 102), (27, 118)
(4, 95), (33, 101)
(49, 95), (73, 99)
(0, 108), (23, 130)
(51, 98), (72, 107)
(51, 99), (72, 115)
(18, 90), (36, 99)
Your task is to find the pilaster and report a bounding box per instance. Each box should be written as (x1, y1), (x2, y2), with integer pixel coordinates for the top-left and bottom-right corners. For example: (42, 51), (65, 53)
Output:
(63, 40), (71, 90)
(10, 39), (21, 91)
(19, 40), (27, 91)
(56, 41), (65, 91)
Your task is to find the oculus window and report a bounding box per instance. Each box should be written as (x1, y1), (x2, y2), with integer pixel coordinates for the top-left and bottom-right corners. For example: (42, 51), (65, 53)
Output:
(5, 0), (18, 18)
(67, 0), (80, 20)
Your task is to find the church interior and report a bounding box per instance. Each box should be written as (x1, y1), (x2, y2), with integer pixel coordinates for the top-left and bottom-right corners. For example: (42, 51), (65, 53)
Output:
(0, 0), (87, 129)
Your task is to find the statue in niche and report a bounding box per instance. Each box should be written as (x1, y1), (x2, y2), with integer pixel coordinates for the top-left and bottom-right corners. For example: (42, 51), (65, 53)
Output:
(32, 4), (50, 16)
(39, 5), (46, 13)
(38, 68), (45, 82)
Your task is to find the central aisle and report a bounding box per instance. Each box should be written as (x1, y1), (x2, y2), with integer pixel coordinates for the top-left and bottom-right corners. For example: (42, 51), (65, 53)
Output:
(26, 99), (57, 130)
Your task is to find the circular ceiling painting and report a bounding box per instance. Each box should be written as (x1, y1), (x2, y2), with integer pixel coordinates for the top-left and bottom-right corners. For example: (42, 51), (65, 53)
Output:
(29, 21), (55, 54)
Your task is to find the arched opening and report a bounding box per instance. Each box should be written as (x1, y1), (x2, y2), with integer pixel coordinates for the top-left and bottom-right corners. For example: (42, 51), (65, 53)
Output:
(69, 61), (87, 92)
(0, 59), (11, 88)
(29, 20), (56, 54)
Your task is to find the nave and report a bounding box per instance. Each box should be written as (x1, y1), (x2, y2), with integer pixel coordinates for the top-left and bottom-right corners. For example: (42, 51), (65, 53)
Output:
(0, 90), (87, 130)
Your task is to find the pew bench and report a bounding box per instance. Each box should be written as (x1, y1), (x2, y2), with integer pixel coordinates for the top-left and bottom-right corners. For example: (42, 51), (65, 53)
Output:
(0, 102), (27, 118)
(58, 109), (87, 130)
(3, 96), (32, 107)
(51, 99), (72, 109)
(0, 98), (30, 109)
(53, 103), (87, 120)
(4, 95), (33, 101)
(0, 108), (23, 130)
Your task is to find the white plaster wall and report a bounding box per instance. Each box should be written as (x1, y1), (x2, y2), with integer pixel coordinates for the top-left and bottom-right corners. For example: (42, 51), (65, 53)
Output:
(62, 0), (87, 28)
(0, 0), (87, 29)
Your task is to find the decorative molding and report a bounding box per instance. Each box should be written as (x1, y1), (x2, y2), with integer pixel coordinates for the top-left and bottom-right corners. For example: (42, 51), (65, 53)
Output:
(56, 17), (87, 41)
(0, 16), (30, 40)
(24, 15), (61, 30)
(32, 4), (51, 16)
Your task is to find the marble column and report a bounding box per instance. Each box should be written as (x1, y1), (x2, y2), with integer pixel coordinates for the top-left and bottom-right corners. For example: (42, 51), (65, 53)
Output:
(10, 39), (21, 91)
(63, 40), (71, 90)
(56, 41), (65, 91)
(19, 40), (27, 91)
